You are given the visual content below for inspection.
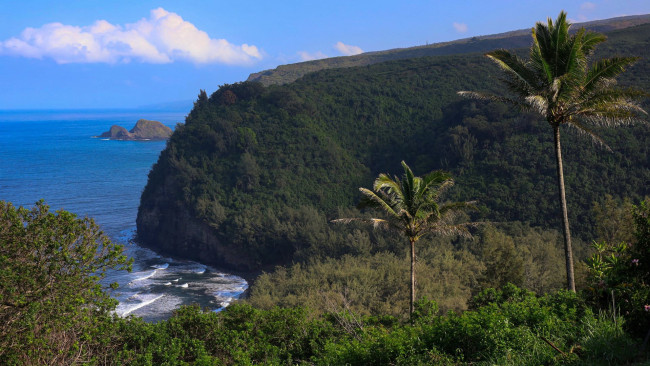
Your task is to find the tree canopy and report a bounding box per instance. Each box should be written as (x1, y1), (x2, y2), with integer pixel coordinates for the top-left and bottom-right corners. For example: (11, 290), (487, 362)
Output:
(0, 201), (131, 363)
(333, 162), (475, 316)
(138, 21), (649, 273)
(459, 11), (647, 291)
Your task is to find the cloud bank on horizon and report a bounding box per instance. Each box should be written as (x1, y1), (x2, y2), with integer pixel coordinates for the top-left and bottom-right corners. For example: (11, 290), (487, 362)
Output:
(453, 22), (468, 33)
(334, 42), (363, 56)
(298, 42), (363, 61)
(0, 8), (262, 65)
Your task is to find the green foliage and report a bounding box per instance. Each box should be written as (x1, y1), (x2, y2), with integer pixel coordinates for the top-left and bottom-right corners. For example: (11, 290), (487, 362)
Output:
(247, 222), (576, 317)
(471, 223), (566, 294)
(460, 11), (648, 292)
(113, 304), (339, 365)
(138, 20), (650, 274)
(0, 200), (132, 364)
(312, 285), (639, 365)
(592, 194), (636, 245)
(82, 285), (637, 365)
(586, 200), (650, 338)
(0, 203), (641, 364)
(247, 250), (484, 319)
(333, 161), (476, 316)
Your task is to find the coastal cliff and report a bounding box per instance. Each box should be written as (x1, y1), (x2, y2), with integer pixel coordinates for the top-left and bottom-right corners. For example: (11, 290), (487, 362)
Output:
(136, 170), (257, 272)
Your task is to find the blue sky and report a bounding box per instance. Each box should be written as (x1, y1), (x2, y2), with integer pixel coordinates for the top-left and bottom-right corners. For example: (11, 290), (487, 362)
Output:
(1, 0), (649, 110)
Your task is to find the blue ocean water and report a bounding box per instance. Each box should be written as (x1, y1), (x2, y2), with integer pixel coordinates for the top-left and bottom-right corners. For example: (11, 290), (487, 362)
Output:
(0, 110), (246, 322)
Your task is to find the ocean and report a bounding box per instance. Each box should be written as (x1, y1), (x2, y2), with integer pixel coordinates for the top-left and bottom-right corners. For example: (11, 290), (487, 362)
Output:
(0, 110), (247, 322)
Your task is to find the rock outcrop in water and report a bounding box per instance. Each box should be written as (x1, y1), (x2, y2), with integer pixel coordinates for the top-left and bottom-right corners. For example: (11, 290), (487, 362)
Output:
(98, 119), (172, 140)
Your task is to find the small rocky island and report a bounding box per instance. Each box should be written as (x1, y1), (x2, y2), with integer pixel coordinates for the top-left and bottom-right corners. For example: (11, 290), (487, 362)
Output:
(98, 119), (172, 140)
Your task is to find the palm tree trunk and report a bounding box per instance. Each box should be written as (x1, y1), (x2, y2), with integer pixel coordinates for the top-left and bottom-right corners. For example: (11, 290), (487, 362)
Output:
(410, 237), (416, 319)
(553, 125), (576, 292)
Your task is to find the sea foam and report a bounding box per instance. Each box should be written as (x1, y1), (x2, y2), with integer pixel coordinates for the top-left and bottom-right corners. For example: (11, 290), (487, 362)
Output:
(117, 294), (165, 317)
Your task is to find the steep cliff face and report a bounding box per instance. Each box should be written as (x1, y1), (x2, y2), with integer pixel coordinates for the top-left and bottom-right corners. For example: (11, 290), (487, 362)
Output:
(135, 83), (371, 273)
(136, 171), (257, 272)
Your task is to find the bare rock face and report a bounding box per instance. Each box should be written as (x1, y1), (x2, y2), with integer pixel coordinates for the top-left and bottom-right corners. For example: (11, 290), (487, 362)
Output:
(98, 119), (172, 140)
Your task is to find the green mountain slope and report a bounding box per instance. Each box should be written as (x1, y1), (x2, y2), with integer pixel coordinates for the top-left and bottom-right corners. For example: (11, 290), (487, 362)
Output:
(248, 14), (650, 86)
(137, 21), (650, 273)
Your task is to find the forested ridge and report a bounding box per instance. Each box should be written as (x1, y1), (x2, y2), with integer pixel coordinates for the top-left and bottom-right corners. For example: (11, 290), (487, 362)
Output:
(137, 21), (650, 274)
(247, 14), (650, 86)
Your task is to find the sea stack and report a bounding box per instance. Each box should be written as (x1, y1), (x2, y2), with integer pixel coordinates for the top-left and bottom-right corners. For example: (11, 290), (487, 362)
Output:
(98, 119), (172, 140)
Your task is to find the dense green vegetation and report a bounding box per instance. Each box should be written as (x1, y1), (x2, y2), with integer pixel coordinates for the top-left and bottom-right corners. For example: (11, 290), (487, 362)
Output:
(138, 20), (650, 277)
(4, 13), (650, 365)
(0, 201), (131, 364)
(460, 11), (648, 292)
(333, 161), (477, 317)
(2, 200), (649, 364)
(99, 288), (646, 365)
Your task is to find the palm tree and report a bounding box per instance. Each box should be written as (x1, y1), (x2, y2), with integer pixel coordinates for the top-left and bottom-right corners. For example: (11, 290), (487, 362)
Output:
(458, 11), (647, 291)
(332, 161), (475, 317)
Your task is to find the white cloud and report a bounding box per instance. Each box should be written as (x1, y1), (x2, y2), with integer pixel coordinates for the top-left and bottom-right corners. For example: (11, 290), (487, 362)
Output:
(581, 2), (596, 11)
(0, 8), (262, 65)
(453, 22), (468, 33)
(298, 50), (328, 61)
(334, 41), (363, 56)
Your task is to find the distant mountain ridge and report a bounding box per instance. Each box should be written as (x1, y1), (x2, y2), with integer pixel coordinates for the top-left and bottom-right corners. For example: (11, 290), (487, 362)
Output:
(247, 14), (650, 86)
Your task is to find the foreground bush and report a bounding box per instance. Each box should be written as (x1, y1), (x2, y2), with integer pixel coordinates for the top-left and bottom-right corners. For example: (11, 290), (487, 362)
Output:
(586, 200), (650, 338)
(0, 201), (131, 365)
(108, 285), (643, 365)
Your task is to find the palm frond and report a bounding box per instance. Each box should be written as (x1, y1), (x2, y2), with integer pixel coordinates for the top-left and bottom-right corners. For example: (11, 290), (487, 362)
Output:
(420, 170), (452, 192)
(550, 12), (571, 74)
(374, 173), (402, 196)
(565, 119), (612, 151)
(563, 28), (585, 76)
(357, 188), (399, 219)
(530, 43), (554, 84)
(559, 33), (589, 97)
(578, 111), (645, 128)
(584, 57), (639, 93)
(533, 20), (553, 66)
(577, 88), (648, 120)
(401, 161), (416, 209)
(428, 222), (476, 238)
(330, 217), (391, 230)
(580, 31), (607, 56)
(486, 50), (538, 88)
(457, 91), (518, 106)
(429, 179), (455, 202)
(524, 95), (548, 115)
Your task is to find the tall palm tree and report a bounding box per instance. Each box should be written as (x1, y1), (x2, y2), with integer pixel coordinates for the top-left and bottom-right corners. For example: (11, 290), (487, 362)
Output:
(333, 161), (475, 317)
(458, 11), (647, 292)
